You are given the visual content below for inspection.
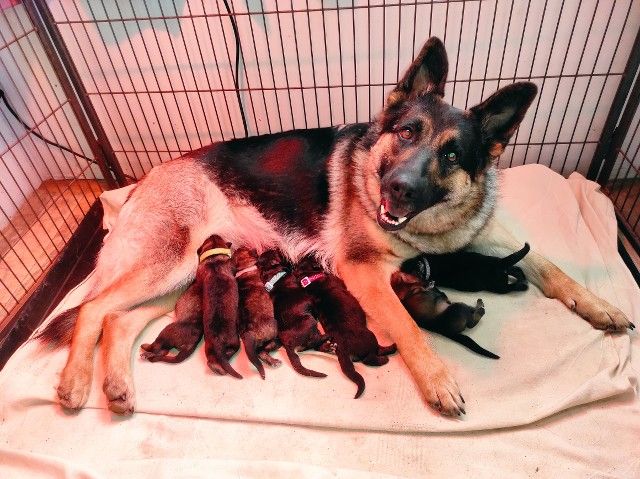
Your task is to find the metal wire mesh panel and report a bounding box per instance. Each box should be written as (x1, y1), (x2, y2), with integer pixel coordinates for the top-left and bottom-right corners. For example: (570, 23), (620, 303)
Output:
(0, 2), (104, 323)
(45, 0), (640, 180)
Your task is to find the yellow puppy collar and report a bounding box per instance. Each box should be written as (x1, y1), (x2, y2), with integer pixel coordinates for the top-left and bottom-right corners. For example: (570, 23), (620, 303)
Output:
(199, 248), (232, 263)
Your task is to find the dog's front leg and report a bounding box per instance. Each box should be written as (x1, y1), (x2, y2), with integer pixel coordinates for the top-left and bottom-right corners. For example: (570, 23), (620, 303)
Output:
(338, 259), (465, 416)
(472, 216), (634, 331)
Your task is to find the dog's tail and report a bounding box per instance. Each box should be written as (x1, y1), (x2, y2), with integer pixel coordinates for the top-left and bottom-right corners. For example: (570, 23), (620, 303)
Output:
(336, 344), (365, 399)
(33, 270), (102, 347)
(499, 242), (530, 267)
(284, 345), (327, 378)
(447, 333), (500, 359)
(243, 334), (265, 379)
(32, 305), (81, 347)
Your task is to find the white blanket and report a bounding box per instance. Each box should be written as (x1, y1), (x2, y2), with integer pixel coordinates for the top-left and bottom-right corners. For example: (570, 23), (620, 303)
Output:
(0, 164), (638, 477)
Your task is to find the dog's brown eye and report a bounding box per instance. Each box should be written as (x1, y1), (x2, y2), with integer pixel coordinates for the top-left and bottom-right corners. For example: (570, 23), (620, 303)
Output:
(445, 152), (457, 162)
(398, 128), (413, 140)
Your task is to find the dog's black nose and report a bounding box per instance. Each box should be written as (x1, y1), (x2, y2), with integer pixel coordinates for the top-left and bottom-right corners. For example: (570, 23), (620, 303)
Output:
(389, 176), (416, 202)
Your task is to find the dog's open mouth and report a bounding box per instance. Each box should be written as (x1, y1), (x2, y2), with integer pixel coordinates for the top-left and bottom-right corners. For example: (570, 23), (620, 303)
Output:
(377, 203), (414, 231)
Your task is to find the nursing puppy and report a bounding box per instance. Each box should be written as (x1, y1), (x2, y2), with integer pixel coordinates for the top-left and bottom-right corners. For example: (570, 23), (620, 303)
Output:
(295, 256), (397, 399)
(139, 281), (203, 363)
(256, 250), (328, 378)
(41, 37), (633, 416)
(198, 235), (242, 379)
(391, 272), (498, 359)
(404, 243), (530, 293)
(233, 247), (281, 379)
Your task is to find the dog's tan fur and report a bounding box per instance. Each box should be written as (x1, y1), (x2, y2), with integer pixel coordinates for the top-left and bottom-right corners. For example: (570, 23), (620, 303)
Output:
(50, 37), (632, 417)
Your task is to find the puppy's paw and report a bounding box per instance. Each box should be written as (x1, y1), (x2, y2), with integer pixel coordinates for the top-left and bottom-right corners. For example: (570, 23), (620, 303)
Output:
(259, 352), (282, 368)
(57, 365), (92, 410)
(557, 284), (634, 332)
(103, 375), (135, 415)
(417, 363), (465, 417)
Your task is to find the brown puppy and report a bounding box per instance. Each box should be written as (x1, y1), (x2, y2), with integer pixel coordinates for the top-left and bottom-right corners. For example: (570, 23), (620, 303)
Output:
(198, 235), (242, 379)
(295, 256), (397, 399)
(256, 250), (328, 378)
(391, 272), (498, 360)
(139, 281), (203, 363)
(233, 247), (281, 379)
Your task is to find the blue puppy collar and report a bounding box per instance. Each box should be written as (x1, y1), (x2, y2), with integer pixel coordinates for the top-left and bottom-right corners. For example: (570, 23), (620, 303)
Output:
(265, 271), (287, 292)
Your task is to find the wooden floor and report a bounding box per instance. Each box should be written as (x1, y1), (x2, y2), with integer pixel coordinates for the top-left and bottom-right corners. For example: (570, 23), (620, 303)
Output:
(0, 179), (105, 322)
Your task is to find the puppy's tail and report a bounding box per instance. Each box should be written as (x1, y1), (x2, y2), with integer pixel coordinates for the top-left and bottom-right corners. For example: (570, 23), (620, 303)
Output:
(447, 333), (500, 360)
(243, 334), (266, 379)
(499, 242), (530, 267)
(32, 305), (81, 347)
(210, 347), (243, 379)
(336, 344), (365, 399)
(284, 345), (326, 378)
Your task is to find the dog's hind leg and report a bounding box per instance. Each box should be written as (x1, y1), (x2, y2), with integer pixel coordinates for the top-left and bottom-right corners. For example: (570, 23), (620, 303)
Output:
(102, 290), (181, 415)
(57, 263), (189, 410)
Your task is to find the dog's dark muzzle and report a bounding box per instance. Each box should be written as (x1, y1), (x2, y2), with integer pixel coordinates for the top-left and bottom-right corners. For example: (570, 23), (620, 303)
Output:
(378, 157), (445, 231)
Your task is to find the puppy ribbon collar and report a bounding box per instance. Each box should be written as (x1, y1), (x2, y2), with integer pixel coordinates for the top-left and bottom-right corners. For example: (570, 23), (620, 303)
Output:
(235, 265), (258, 278)
(300, 273), (325, 288)
(199, 248), (232, 263)
(265, 271), (287, 292)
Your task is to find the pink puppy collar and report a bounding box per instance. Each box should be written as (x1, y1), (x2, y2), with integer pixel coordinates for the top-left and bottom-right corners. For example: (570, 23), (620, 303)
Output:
(300, 273), (325, 288)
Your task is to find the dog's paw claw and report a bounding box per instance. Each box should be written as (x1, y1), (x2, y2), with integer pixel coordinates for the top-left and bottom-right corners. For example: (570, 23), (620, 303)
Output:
(103, 376), (135, 415)
(57, 367), (91, 410)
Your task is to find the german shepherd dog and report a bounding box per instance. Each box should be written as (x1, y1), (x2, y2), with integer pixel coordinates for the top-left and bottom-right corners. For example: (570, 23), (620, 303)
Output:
(41, 37), (633, 417)
(233, 247), (281, 379)
(390, 271), (497, 360)
(295, 255), (397, 399)
(404, 243), (530, 293)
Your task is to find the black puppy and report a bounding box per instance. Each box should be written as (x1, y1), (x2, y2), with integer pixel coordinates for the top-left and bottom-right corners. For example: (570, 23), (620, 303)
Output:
(391, 271), (498, 359)
(233, 247), (281, 379)
(295, 256), (397, 399)
(256, 249), (328, 378)
(199, 235), (242, 379)
(140, 281), (203, 363)
(403, 243), (530, 293)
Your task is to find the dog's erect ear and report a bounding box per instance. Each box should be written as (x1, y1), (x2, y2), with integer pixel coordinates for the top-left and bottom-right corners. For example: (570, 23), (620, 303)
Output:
(470, 82), (537, 158)
(387, 37), (448, 108)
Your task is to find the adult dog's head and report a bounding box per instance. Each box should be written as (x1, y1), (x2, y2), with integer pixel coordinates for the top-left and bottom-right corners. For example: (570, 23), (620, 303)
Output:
(361, 37), (536, 238)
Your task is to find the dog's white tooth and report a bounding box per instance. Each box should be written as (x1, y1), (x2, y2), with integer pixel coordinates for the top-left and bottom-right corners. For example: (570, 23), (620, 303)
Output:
(380, 204), (386, 215)
(398, 216), (407, 223)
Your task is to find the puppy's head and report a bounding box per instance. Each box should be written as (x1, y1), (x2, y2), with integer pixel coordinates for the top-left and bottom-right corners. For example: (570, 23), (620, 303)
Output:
(197, 235), (232, 259)
(233, 247), (258, 270)
(294, 255), (324, 277)
(390, 271), (424, 300)
(364, 37), (537, 233)
(256, 249), (289, 281)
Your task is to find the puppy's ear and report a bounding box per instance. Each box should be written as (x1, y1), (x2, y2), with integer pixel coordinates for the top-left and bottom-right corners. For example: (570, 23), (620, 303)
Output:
(387, 37), (448, 108)
(470, 82), (537, 158)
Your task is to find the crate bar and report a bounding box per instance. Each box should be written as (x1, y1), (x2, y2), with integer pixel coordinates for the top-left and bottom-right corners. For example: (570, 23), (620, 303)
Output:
(24, 0), (125, 187)
(588, 23), (640, 182)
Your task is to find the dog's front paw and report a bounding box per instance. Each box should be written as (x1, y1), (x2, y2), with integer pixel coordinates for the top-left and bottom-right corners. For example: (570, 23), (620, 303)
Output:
(103, 375), (135, 415)
(417, 362), (465, 417)
(557, 284), (635, 332)
(57, 365), (92, 410)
